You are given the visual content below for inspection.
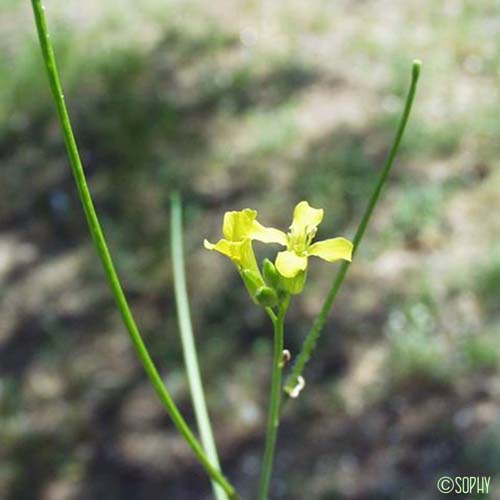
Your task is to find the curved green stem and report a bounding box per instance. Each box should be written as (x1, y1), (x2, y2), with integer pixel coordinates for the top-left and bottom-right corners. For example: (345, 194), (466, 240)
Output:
(29, 1), (238, 498)
(284, 60), (422, 396)
(258, 296), (290, 500)
(170, 192), (227, 500)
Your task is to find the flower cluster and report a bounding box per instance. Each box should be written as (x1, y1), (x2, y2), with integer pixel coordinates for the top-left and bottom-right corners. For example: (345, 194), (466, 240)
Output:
(204, 201), (353, 304)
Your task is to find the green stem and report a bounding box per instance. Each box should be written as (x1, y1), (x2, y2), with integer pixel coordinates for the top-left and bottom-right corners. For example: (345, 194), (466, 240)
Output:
(258, 296), (290, 500)
(170, 192), (228, 500)
(284, 60), (422, 396)
(29, 1), (238, 498)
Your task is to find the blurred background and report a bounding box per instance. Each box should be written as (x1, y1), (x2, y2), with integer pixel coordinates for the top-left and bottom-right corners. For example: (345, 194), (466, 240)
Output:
(1, 0), (500, 499)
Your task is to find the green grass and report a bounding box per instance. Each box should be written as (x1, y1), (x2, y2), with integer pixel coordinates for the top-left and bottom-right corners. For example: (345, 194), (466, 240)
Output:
(385, 301), (452, 384)
(474, 252), (500, 316)
(462, 331), (500, 371)
(390, 183), (446, 243)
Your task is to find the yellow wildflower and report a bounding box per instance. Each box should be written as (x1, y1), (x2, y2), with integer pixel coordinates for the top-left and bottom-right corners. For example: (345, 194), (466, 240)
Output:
(261, 201), (353, 278)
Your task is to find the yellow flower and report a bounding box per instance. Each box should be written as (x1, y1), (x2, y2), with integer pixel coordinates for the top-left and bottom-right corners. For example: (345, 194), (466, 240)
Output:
(204, 202), (352, 297)
(204, 208), (285, 274)
(261, 201), (353, 278)
(204, 209), (284, 303)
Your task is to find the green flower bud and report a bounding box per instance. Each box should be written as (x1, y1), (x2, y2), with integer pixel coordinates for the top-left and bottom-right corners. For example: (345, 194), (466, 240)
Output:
(255, 286), (279, 307)
(262, 258), (280, 288)
(241, 269), (265, 303)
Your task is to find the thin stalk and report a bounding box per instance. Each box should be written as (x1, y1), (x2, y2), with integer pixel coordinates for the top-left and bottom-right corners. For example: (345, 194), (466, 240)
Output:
(29, 1), (238, 498)
(170, 192), (227, 500)
(284, 60), (422, 396)
(258, 296), (290, 500)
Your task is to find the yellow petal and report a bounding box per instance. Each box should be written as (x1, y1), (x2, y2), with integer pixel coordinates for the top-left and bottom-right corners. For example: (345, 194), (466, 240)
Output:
(308, 237), (353, 262)
(249, 220), (287, 245)
(222, 209), (257, 241)
(275, 250), (308, 278)
(237, 239), (260, 273)
(204, 238), (259, 273)
(290, 201), (324, 236)
(220, 208), (287, 246)
(204, 238), (235, 258)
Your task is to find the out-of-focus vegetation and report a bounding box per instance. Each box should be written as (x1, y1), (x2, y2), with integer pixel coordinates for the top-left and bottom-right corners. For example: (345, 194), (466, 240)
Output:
(1, 1), (500, 499)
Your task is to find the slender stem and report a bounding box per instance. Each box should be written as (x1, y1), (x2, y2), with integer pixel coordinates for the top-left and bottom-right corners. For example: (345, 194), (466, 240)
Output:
(284, 60), (422, 396)
(29, 2), (238, 498)
(170, 192), (228, 500)
(258, 296), (290, 500)
(265, 307), (278, 324)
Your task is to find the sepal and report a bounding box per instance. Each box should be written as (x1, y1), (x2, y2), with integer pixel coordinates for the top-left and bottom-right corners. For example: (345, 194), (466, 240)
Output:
(279, 270), (307, 295)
